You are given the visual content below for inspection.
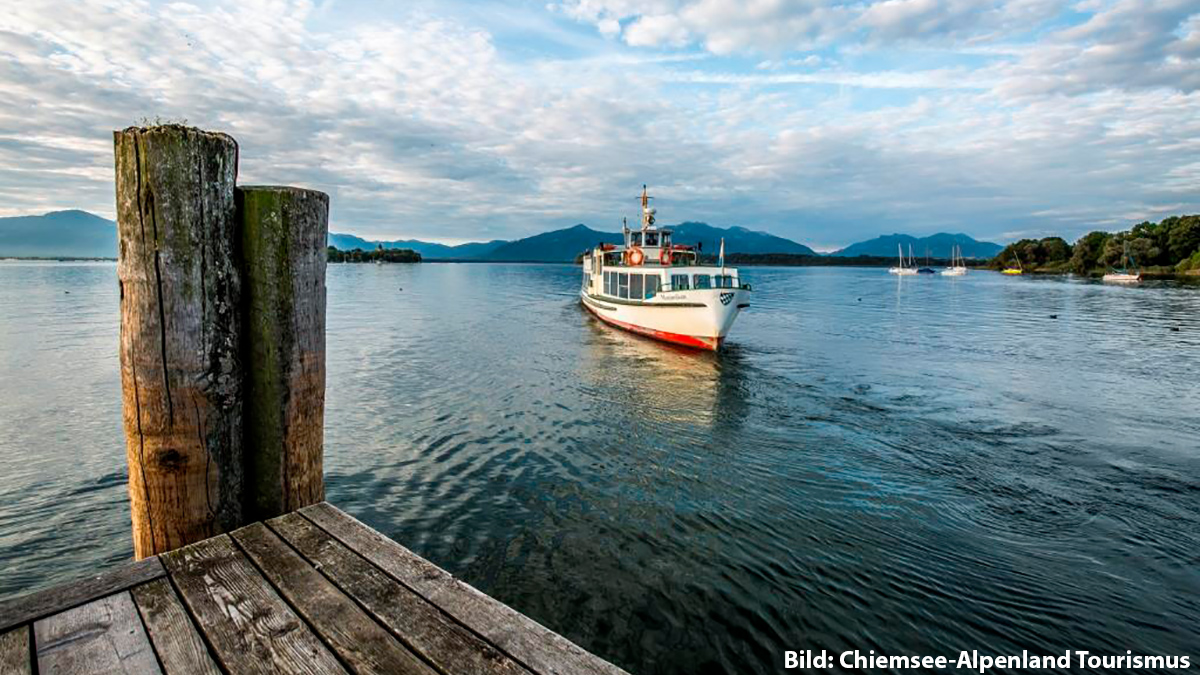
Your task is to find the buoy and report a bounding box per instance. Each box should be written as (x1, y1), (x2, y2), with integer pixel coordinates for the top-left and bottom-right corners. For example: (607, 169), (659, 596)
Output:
(1049, 314), (1058, 319)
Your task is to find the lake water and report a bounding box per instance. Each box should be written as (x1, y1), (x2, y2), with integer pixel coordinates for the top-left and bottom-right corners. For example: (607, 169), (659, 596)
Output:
(1, 261), (1198, 673)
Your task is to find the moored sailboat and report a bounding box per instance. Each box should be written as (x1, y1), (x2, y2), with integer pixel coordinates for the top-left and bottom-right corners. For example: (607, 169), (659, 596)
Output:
(1001, 250), (1023, 275)
(941, 244), (967, 276)
(1102, 243), (1142, 283)
(579, 186), (752, 351)
(889, 244), (917, 275)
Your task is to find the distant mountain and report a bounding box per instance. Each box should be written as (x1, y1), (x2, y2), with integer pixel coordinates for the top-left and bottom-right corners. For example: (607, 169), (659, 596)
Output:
(481, 222), (815, 262)
(327, 233), (507, 259)
(0, 210), (117, 258)
(831, 233), (1002, 259)
(670, 222), (816, 256)
(482, 224), (620, 261)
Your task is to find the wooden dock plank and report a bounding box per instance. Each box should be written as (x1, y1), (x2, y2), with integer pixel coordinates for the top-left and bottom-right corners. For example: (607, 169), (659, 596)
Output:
(34, 591), (162, 674)
(231, 522), (437, 675)
(301, 502), (628, 675)
(162, 534), (347, 675)
(131, 578), (222, 675)
(0, 625), (32, 675)
(269, 512), (532, 675)
(0, 556), (165, 633)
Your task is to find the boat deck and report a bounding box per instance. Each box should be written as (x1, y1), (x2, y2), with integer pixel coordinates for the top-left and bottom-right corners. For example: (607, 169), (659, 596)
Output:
(0, 502), (626, 675)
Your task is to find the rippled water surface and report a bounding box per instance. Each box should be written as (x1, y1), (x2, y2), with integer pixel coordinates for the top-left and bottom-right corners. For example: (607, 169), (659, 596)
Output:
(1, 261), (1198, 673)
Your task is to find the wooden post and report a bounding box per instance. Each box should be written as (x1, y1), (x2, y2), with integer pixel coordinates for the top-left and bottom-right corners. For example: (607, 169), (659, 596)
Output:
(238, 186), (328, 520)
(114, 126), (242, 559)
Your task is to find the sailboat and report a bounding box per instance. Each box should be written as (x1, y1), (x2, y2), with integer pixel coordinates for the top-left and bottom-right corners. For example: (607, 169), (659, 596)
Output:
(1001, 250), (1023, 275)
(917, 247), (936, 274)
(888, 243), (917, 275)
(1102, 243), (1142, 283)
(940, 244), (967, 276)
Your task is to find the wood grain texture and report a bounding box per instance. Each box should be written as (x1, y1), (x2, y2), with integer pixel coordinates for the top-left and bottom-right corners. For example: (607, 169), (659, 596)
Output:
(301, 503), (629, 675)
(0, 557), (165, 633)
(162, 534), (345, 674)
(114, 125), (243, 558)
(238, 186), (328, 520)
(131, 578), (221, 674)
(0, 625), (31, 675)
(230, 522), (435, 675)
(34, 591), (162, 674)
(269, 513), (530, 675)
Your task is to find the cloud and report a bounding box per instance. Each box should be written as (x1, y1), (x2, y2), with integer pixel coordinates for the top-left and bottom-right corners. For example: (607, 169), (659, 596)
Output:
(553, 0), (1066, 52)
(992, 0), (1200, 97)
(0, 0), (1197, 247)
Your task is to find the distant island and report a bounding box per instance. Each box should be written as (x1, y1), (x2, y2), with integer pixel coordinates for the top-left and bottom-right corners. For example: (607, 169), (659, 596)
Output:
(326, 246), (421, 263)
(989, 215), (1200, 276)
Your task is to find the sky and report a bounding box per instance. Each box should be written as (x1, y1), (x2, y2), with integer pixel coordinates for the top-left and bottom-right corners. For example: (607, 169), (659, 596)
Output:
(1, 0), (1197, 249)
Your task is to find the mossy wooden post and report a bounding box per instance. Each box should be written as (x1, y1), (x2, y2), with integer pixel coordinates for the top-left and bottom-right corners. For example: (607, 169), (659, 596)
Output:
(114, 126), (242, 559)
(238, 186), (328, 520)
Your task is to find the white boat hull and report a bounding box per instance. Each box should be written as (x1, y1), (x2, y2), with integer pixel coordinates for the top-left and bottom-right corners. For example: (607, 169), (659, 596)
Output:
(580, 288), (749, 351)
(889, 267), (917, 275)
(1102, 273), (1141, 283)
(940, 267), (967, 276)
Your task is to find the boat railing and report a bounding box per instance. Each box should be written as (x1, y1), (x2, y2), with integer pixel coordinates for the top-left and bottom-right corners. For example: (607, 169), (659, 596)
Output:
(658, 281), (752, 293)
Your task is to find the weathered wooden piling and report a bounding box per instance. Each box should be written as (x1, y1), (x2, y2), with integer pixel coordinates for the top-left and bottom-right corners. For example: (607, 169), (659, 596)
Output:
(114, 126), (243, 559)
(238, 186), (328, 520)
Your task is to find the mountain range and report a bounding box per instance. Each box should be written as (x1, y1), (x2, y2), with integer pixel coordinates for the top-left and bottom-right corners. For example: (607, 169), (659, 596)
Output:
(831, 233), (1003, 259)
(0, 210), (118, 258)
(1, 210), (1001, 262)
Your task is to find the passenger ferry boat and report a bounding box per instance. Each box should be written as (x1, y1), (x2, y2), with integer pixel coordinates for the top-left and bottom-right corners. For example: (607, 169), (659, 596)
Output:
(579, 187), (751, 351)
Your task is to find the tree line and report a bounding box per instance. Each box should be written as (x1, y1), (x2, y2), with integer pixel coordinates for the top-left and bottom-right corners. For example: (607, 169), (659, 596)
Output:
(989, 215), (1200, 274)
(326, 245), (421, 263)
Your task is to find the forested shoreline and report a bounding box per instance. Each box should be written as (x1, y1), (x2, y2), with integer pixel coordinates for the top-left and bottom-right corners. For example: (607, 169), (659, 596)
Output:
(989, 215), (1200, 275)
(327, 245), (421, 263)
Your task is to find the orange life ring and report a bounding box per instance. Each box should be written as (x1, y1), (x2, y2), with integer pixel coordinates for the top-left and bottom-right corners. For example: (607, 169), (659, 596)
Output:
(660, 248), (672, 265)
(627, 247), (645, 266)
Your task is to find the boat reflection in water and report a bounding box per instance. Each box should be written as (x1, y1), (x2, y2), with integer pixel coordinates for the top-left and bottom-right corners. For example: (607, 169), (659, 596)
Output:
(575, 311), (751, 434)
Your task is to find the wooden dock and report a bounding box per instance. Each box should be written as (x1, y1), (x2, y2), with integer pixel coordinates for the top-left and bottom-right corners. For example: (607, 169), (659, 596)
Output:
(0, 503), (627, 675)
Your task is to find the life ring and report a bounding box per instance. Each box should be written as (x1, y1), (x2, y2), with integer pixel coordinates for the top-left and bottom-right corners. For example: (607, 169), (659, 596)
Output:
(627, 247), (645, 266)
(660, 248), (672, 265)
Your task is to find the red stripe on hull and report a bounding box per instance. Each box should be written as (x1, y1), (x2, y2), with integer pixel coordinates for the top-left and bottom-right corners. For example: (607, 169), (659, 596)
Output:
(582, 299), (722, 351)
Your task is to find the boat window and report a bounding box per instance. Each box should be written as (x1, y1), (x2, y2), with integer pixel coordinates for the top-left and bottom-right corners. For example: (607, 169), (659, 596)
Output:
(693, 274), (711, 289)
(603, 271), (611, 295)
(618, 272), (629, 299)
(645, 232), (659, 247)
(645, 275), (660, 299)
(714, 275), (734, 288)
(671, 274), (689, 291)
(630, 232), (643, 246)
(630, 274), (643, 300)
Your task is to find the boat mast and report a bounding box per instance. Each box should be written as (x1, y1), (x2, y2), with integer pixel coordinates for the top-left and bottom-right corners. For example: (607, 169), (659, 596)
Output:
(640, 185), (655, 232)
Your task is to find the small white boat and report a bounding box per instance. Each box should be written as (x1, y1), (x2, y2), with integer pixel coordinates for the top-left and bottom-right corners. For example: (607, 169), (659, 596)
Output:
(889, 244), (917, 275)
(579, 186), (751, 351)
(1102, 243), (1141, 283)
(941, 244), (967, 276)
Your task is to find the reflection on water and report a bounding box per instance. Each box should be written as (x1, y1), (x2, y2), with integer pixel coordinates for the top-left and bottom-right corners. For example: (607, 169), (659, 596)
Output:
(1, 261), (1198, 674)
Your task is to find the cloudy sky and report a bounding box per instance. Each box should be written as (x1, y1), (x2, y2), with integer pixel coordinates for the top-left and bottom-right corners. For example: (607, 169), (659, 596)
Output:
(1, 0), (1197, 248)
